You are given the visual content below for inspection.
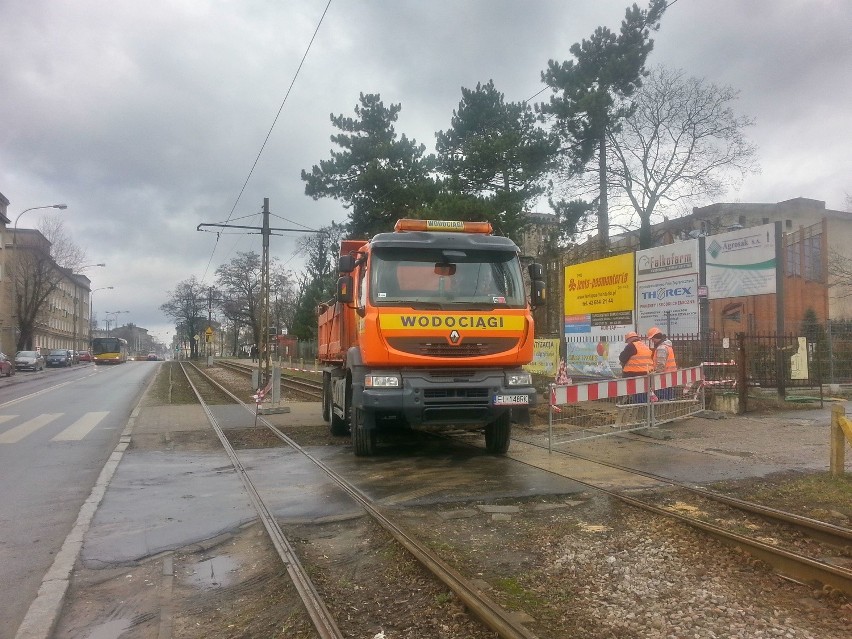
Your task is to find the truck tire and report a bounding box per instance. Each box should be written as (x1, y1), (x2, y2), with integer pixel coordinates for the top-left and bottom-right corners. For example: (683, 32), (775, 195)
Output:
(351, 407), (376, 456)
(322, 374), (331, 423)
(485, 412), (511, 454)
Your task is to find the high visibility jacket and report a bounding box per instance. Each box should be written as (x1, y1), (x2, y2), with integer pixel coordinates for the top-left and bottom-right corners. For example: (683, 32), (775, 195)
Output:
(653, 340), (677, 373)
(622, 341), (653, 374)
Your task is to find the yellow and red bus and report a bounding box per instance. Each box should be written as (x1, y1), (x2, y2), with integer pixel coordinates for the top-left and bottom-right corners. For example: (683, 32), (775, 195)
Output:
(91, 337), (128, 364)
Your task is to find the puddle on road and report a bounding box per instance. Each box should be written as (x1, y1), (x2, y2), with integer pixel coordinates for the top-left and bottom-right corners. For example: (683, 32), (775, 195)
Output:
(185, 555), (238, 589)
(84, 619), (132, 639)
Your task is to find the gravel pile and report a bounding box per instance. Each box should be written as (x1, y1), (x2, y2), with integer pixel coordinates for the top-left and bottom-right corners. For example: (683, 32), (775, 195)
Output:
(407, 498), (851, 639)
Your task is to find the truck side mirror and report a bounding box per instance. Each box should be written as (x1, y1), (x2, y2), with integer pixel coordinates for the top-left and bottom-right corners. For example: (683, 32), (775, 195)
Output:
(338, 254), (356, 273)
(528, 263), (544, 281)
(531, 280), (546, 309)
(337, 275), (354, 304)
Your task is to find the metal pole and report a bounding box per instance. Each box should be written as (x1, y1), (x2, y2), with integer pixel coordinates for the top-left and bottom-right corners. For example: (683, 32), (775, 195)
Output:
(261, 198), (271, 388)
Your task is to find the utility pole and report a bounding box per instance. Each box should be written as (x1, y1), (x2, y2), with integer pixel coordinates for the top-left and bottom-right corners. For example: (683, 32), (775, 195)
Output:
(197, 198), (320, 389)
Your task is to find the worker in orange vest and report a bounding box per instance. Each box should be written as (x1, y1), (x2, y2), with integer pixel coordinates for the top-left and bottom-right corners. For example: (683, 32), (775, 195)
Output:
(619, 331), (652, 403)
(647, 327), (677, 399)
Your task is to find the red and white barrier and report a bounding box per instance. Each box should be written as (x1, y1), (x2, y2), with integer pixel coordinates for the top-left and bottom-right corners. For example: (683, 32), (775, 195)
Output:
(551, 365), (704, 405)
(652, 365), (703, 390)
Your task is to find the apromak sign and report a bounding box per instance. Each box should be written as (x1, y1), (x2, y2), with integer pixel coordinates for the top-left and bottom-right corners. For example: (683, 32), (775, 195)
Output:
(705, 223), (777, 299)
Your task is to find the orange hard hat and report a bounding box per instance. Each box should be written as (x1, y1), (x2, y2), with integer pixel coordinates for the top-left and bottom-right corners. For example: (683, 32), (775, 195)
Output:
(625, 331), (639, 341)
(647, 327), (662, 340)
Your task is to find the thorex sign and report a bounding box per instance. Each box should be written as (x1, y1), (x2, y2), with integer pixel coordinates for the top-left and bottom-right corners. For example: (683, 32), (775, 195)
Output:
(641, 286), (693, 300)
(635, 239), (700, 335)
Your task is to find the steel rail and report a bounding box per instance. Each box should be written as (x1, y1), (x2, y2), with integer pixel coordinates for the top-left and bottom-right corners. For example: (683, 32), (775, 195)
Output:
(188, 362), (541, 639)
(504, 437), (852, 596)
(514, 436), (852, 548)
(180, 363), (343, 639)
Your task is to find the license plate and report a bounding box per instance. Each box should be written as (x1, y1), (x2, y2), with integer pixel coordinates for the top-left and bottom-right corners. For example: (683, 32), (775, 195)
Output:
(493, 394), (529, 405)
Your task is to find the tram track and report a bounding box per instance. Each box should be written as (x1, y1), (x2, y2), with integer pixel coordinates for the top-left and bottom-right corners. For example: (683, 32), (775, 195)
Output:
(178, 361), (539, 639)
(503, 433), (852, 597)
(215, 359), (323, 400)
(189, 360), (852, 597)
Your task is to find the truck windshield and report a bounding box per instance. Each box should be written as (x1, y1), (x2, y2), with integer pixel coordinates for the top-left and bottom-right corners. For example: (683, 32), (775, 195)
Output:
(370, 248), (525, 308)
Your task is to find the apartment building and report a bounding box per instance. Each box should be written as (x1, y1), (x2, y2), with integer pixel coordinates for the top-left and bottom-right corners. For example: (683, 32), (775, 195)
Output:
(0, 192), (92, 355)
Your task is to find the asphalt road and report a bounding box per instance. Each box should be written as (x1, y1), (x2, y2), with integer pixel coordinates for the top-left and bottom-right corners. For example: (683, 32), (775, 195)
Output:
(0, 361), (158, 639)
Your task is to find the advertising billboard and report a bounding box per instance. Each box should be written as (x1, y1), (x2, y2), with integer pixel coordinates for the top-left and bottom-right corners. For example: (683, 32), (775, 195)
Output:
(705, 223), (777, 299)
(523, 338), (560, 377)
(564, 254), (635, 378)
(635, 239), (700, 335)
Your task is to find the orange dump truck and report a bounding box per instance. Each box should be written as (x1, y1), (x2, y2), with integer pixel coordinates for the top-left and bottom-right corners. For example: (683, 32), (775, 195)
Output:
(318, 219), (545, 456)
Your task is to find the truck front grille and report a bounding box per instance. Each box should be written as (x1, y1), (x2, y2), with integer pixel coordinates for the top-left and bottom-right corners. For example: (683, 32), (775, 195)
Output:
(388, 337), (517, 358)
(423, 388), (489, 399)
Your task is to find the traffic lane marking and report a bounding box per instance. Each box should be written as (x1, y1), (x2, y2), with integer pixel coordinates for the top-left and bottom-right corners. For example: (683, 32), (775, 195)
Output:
(52, 412), (110, 442)
(0, 414), (62, 444)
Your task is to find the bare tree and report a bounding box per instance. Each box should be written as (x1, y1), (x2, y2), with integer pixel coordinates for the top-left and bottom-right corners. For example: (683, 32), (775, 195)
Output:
(39, 216), (88, 270)
(606, 66), (760, 248)
(160, 276), (207, 358)
(11, 218), (89, 350)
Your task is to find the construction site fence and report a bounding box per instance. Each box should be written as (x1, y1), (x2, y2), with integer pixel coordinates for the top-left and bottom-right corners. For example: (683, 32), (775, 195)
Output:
(548, 365), (705, 451)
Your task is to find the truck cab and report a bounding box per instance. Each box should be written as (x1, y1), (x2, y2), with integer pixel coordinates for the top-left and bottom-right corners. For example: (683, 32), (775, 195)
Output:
(318, 219), (545, 456)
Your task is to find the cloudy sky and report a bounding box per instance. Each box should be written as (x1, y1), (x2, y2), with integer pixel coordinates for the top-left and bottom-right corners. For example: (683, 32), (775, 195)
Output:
(2, 0), (850, 342)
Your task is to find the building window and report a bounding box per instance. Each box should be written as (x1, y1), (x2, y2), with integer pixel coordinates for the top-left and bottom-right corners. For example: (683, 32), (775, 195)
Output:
(803, 234), (822, 281)
(785, 219), (793, 230)
(786, 241), (801, 276)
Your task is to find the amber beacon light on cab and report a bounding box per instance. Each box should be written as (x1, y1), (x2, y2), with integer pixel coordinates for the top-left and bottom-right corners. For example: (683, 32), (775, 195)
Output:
(318, 218), (546, 456)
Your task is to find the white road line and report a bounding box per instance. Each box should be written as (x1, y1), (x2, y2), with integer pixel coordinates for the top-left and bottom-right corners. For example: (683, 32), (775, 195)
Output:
(0, 415), (17, 425)
(0, 414), (63, 444)
(51, 412), (109, 441)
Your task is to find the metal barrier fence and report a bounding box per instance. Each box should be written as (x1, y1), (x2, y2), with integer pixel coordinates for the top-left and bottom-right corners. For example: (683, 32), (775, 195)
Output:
(548, 366), (705, 450)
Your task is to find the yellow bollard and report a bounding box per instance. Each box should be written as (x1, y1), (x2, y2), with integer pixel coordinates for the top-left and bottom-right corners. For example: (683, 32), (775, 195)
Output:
(830, 404), (852, 477)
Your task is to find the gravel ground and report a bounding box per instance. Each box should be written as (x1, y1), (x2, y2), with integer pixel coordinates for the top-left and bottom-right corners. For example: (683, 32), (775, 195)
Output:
(91, 361), (851, 638)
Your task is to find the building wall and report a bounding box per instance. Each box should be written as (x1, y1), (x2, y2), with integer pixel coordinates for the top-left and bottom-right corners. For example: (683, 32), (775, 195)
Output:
(0, 224), (92, 354)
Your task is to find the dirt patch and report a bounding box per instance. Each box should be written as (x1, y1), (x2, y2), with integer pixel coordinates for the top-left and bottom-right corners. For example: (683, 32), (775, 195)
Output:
(129, 430), (223, 451)
(222, 427), (289, 449)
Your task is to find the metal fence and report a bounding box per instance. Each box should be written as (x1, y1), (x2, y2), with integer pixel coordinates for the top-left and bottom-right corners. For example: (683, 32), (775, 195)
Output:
(548, 366), (705, 448)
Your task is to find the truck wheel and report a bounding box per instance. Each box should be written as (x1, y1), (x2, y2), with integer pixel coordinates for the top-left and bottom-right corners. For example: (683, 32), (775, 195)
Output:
(351, 407), (376, 456)
(322, 375), (331, 423)
(485, 412), (511, 454)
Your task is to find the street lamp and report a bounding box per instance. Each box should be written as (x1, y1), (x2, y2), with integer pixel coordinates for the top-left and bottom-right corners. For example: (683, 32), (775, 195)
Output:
(105, 310), (129, 336)
(89, 286), (114, 343)
(11, 204), (67, 350)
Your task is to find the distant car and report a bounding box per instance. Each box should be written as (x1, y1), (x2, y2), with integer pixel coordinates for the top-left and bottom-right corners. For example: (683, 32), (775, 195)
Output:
(46, 349), (72, 367)
(15, 350), (45, 371)
(0, 352), (15, 377)
(77, 350), (92, 363)
(147, 353), (159, 361)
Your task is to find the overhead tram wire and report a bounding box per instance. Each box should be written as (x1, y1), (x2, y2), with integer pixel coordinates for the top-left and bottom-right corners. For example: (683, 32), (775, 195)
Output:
(199, 0), (333, 283)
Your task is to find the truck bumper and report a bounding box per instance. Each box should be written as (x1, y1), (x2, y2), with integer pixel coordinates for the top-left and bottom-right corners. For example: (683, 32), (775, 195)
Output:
(357, 368), (535, 428)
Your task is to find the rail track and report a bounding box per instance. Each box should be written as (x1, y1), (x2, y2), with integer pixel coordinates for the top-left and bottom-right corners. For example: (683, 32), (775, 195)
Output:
(205, 359), (852, 596)
(503, 433), (852, 597)
(214, 359), (323, 400)
(178, 361), (538, 639)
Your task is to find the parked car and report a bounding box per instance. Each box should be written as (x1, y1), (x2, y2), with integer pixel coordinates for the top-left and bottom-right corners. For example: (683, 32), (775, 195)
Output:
(0, 352), (15, 377)
(46, 349), (72, 367)
(77, 350), (92, 363)
(15, 350), (45, 371)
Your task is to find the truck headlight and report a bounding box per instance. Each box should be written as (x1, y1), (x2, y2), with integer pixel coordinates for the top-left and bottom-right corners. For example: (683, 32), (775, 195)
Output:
(365, 374), (401, 388)
(506, 371), (532, 387)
